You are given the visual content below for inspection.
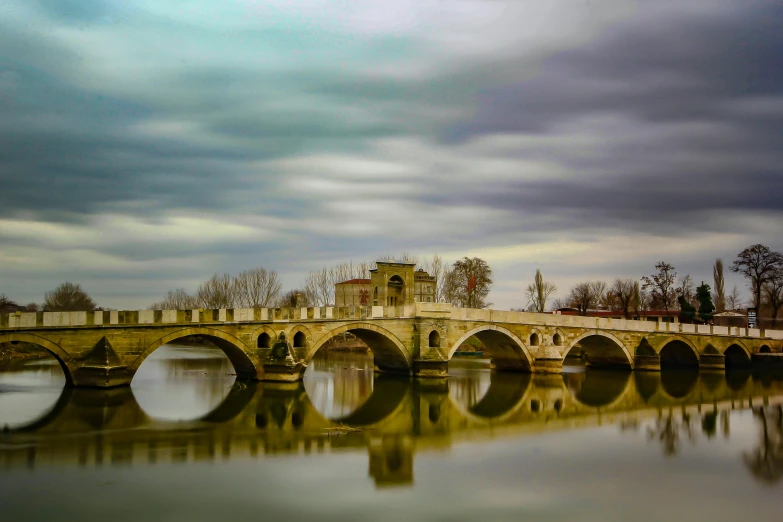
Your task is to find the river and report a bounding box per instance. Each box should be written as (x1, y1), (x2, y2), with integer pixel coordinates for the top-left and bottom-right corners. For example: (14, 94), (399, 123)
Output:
(1, 345), (782, 521)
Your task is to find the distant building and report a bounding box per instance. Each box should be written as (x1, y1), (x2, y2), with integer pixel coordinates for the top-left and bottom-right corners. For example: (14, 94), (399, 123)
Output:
(413, 268), (437, 303)
(334, 278), (372, 307)
(712, 311), (747, 328)
(334, 261), (436, 307)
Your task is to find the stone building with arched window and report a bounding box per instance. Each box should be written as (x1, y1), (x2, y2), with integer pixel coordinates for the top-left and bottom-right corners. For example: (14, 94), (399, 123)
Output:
(334, 261), (436, 307)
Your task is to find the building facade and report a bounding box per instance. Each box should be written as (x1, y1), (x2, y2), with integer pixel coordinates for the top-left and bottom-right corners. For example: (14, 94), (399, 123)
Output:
(334, 261), (436, 307)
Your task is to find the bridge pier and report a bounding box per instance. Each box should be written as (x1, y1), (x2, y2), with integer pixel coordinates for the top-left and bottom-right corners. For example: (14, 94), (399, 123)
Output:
(72, 365), (135, 388)
(413, 360), (449, 378)
(699, 353), (725, 371)
(70, 337), (136, 388)
(634, 355), (661, 371)
(533, 346), (564, 374)
(259, 333), (306, 382)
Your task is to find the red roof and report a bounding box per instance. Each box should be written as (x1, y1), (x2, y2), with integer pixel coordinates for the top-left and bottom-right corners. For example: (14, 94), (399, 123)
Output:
(335, 278), (371, 285)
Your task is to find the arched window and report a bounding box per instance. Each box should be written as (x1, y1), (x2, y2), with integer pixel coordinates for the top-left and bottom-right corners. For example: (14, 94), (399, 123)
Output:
(257, 332), (272, 349)
(530, 333), (540, 346)
(293, 331), (306, 348)
(428, 330), (440, 348)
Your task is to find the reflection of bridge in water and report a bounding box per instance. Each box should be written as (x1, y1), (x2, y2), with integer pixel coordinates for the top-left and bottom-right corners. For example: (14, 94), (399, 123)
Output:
(3, 370), (783, 487)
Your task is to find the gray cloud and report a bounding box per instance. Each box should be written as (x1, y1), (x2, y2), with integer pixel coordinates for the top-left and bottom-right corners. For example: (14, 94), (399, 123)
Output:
(0, 0), (780, 307)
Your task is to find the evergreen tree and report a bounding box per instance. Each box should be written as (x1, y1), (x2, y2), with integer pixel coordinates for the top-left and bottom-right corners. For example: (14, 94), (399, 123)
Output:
(696, 282), (715, 323)
(677, 294), (696, 323)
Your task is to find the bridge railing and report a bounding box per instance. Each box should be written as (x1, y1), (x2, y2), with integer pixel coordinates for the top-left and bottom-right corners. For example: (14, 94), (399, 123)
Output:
(1, 305), (781, 340)
(448, 307), (782, 339)
(0, 305), (419, 330)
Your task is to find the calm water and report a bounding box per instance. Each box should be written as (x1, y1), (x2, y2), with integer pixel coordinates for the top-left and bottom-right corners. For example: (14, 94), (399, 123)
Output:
(1, 346), (783, 522)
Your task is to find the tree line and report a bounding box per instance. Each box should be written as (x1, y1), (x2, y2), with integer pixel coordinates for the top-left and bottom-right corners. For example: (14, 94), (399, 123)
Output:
(3, 244), (780, 327)
(526, 243), (783, 327)
(0, 282), (97, 313)
(146, 255), (494, 310)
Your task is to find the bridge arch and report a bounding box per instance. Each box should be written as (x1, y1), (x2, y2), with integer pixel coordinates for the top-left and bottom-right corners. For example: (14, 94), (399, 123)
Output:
(130, 327), (258, 380)
(564, 331), (633, 370)
(252, 326), (278, 349)
(723, 342), (751, 368)
(306, 322), (411, 374)
(287, 324), (313, 350)
(528, 329), (541, 348)
(448, 325), (533, 371)
(658, 336), (700, 369)
(0, 332), (76, 385)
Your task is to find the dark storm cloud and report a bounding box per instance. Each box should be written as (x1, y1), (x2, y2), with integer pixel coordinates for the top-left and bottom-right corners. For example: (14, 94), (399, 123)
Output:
(440, 0), (783, 232)
(0, 59), (270, 219)
(453, 1), (783, 134)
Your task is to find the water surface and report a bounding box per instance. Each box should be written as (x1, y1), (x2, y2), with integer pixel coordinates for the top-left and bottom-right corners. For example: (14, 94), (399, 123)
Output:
(1, 346), (782, 522)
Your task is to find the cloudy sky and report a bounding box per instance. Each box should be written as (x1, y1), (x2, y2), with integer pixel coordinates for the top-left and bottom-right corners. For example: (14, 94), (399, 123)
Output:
(0, 0), (781, 309)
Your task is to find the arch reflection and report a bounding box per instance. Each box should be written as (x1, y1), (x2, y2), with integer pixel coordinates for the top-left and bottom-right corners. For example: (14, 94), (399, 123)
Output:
(565, 369), (632, 408)
(4, 356), (783, 484)
(449, 371), (532, 420)
(131, 344), (237, 421)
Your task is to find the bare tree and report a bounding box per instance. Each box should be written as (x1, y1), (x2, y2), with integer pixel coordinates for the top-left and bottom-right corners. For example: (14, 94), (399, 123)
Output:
(713, 258), (726, 313)
(642, 262), (677, 315)
(763, 269), (783, 328)
(731, 244), (783, 310)
(303, 268), (333, 307)
(525, 269), (557, 313)
(591, 281), (608, 309)
(443, 257), (493, 308)
(43, 282), (97, 312)
(0, 294), (22, 312)
(276, 289), (312, 308)
(422, 254), (448, 303)
(612, 278), (635, 318)
(567, 281), (605, 315)
(377, 252), (418, 265)
(235, 267), (282, 308)
(150, 288), (198, 310)
(727, 285), (744, 311)
(196, 274), (236, 309)
(677, 274), (696, 307)
(631, 281), (651, 318)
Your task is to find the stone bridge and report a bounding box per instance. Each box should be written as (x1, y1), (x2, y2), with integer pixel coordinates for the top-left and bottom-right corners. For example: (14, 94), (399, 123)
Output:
(2, 303), (782, 387)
